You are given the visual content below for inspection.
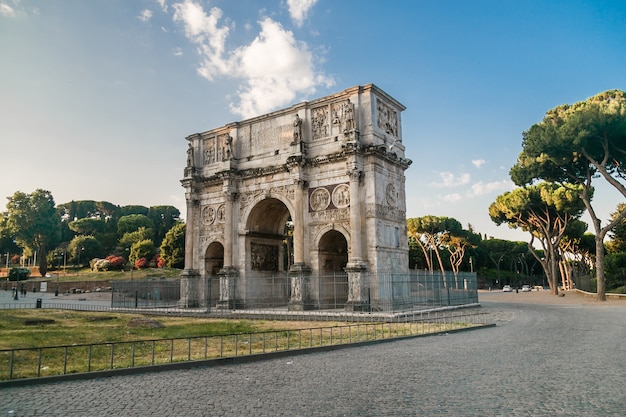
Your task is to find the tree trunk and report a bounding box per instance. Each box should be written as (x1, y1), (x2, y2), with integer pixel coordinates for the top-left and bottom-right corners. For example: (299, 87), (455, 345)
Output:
(38, 245), (48, 277)
(596, 237), (606, 301)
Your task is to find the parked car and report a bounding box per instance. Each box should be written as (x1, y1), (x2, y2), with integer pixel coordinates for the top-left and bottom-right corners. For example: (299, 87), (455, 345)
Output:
(502, 285), (512, 292)
(521, 285), (531, 292)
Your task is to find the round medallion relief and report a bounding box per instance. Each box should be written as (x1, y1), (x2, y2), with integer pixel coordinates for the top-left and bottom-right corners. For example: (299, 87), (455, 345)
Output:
(202, 206), (216, 225)
(332, 184), (350, 208)
(310, 187), (331, 211)
(216, 204), (226, 223)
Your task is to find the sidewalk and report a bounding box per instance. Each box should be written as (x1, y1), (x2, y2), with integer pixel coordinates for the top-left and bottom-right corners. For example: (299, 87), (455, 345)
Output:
(0, 287), (112, 308)
(478, 288), (626, 305)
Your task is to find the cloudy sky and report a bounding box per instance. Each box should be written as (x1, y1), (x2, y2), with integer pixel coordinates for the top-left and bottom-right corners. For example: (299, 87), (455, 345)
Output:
(1, 0), (625, 242)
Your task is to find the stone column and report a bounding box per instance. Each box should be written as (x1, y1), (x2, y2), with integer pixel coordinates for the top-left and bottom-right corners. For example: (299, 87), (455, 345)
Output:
(348, 169), (364, 263)
(345, 168), (369, 311)
(292, 180), (306, 266)
(288, 176), (311, 310)
(180, 194), (201, 307)
(217, 186), (238, 309)
(183, 194), (195, 270)
(222, 189), (235, 268)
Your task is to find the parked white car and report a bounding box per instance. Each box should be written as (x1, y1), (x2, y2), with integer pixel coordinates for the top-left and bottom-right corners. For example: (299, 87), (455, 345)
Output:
(521, 285), (531, 292)
(503, 285), (512, 292)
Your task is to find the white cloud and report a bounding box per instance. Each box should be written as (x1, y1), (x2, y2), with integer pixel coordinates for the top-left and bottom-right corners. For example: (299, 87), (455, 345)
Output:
(0, 3), (16, 17)
(229, 17), (333, 118)
(172, 0), (230, 80)
(430, 172), (471, 188)
(467, 180), (514, 197)
(138, 9), (153, 22)
(171, 0), (333, 119)
(472, 159), (486, 168)
(173, 47), (183, 57)
(287, 0), (318, 27)
(442, 193), (463, 203)
(156, 0), (168, 13)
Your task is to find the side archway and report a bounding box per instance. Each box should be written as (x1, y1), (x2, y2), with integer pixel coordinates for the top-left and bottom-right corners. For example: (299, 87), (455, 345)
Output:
(205, 241), (224, 307)
(317, 229), (349, 308)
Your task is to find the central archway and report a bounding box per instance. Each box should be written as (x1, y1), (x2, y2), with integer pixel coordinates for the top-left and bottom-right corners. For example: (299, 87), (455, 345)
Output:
(244, 197), (292, 307)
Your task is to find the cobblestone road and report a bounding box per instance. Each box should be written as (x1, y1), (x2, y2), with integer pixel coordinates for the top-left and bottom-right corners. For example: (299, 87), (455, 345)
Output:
(1, 291), (625, 416)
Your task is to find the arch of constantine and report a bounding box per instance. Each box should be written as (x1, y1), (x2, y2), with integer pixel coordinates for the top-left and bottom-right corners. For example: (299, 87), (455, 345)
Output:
(180, 84), (412, 311)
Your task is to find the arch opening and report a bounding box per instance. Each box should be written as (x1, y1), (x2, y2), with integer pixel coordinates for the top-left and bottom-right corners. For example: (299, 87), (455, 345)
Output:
(318, 230), (349, 308)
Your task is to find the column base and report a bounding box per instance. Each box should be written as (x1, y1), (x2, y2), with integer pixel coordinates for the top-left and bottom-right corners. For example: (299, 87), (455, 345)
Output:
(179, 269), (201, 308)
(288, 263), (312, 311)
(344, 300), (370, 312)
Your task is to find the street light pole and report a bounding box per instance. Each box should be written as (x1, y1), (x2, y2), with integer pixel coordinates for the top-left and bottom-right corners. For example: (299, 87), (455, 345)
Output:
(5, 252), (8, 291)
(55, 252), (62, 296)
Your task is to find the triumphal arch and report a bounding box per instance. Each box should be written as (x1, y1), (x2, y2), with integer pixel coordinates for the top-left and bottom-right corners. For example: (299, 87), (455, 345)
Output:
(180, 84), (412, 311)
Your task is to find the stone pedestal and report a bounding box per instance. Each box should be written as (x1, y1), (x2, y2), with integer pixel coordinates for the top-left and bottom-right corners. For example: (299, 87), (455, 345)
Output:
(179, 269), (201, 308)
(216, 266), (238, 310)
(345, 261), (369, 312)
(288, 263), (312, 311)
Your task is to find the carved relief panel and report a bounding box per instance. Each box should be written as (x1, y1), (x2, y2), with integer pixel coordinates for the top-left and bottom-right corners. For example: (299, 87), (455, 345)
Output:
(308, 183), (349, 212)
(331, 99), (355, 134)
(376, 98), (398, 137)
(311, 105), (329, 140)
(251, 243), (279, 271)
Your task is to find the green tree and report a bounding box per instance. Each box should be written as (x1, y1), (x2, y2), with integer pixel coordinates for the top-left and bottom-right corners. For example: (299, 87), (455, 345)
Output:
(510, 90), (626, 300)
(147, 205), (181, 247)
(119, 227), (154, 249)
(559, 219), (589, 289)
(441, 229), (481, 286)
(478, 238), (517, 284)
(0, 189), (60, 277)
(607, 203), (626, 254)
(117, 214), (154, 236)
(120, 205), (149, 217)
(407, 216), (462, 279)
(605, 253), (626, 291)
(160, 222), (185, 268)
(68, 217), (105, 235)
(489, 183), (587, 295)
(129, 239), (157, 266)
(67, 235), (104, 267)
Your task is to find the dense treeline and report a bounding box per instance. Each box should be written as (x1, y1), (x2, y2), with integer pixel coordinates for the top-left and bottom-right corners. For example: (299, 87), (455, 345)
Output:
(0, 192), (185, 278)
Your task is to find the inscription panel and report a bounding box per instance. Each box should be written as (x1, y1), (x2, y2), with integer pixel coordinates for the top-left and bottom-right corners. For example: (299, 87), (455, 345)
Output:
(238, 119), (292, 157)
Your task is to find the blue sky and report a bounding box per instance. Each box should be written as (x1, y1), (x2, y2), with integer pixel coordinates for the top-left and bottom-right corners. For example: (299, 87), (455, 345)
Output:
(1, 0), (625, 243)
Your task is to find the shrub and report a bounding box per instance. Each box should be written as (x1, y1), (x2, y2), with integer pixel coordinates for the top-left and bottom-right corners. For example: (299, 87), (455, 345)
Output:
(91, 258), (111, 272)
(8, 267), (30, 281)
(134, 257), (149, 269)
(156, 254), (165, 268)
(105, 255), (126, 270)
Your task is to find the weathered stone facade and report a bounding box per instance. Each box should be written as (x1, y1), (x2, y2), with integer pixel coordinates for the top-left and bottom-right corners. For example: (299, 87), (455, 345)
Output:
(180, 84), (411, 310)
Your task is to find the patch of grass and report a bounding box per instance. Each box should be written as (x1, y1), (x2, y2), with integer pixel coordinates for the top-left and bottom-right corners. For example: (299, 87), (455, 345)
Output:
(0, 311), (485, 380)
(0, 310), (346, 350)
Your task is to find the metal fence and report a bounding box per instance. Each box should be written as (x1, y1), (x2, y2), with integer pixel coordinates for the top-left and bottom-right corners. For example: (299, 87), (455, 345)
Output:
(0, 310), (491, 382)
(203, 270), (478, 312)
(122, 270), (477, 312)
(112, 278), (180, 309)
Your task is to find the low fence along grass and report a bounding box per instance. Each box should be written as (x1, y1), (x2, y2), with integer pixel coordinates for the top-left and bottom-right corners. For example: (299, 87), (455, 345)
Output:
(0, 310), (489, 381)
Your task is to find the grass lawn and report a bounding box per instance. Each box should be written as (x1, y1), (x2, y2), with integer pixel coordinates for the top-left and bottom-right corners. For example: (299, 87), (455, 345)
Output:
(0, 309), (348, 350)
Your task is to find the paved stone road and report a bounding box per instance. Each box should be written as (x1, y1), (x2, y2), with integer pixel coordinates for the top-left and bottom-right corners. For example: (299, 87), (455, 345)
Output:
(1, 291), (625, 416)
